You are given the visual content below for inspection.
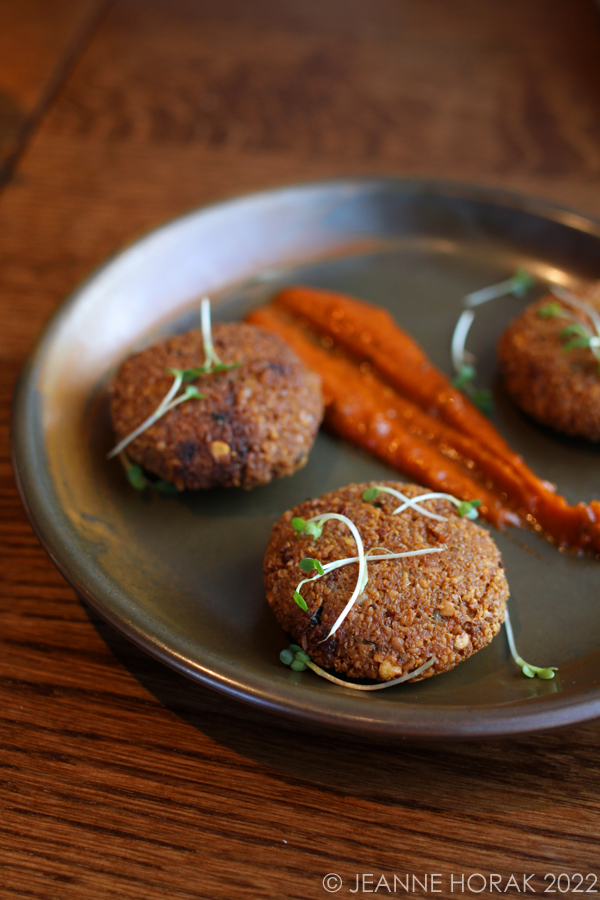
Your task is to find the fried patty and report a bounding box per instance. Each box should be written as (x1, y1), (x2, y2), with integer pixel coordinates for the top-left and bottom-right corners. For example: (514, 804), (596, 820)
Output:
(109, 323), (324, 490)
(264, 482), (508, 682)
(498, 289), (600, 441)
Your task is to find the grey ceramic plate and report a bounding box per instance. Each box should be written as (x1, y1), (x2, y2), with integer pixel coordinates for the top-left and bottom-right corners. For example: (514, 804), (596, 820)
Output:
(12, 178), (600, 739)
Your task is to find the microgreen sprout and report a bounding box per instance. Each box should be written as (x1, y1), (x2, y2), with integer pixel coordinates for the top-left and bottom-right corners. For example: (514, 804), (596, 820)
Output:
(548, 287), (600, 373)
(450, 269), (535, 415)
(361, 487), (379, 502)
(107, 378), (205, 459)
(469, 389), (494, 417)
(291, 513), (368, 640)
(456, 498), (482, 519)
(362, 486), (482, 521)
(292, 541), (446, 633)
(362, 484), (445, 521)
(560, 322), (594, 352)
(290, 486), (480, 648)
(452, 363), (476, 391)
(291, 517), (323, 539)
(126, 462), (147, 491)
(280, 644), (311, 670)
(299, 558), (325, 575)
(293, 591), (308, 611)
(537, 301), (565, 319)
(504, 606), (557, 680)
(509, 268), (536, 298)
(107, 298), (243, 462)
(464, 268), (535, 308)
(279, 644), (435, 690)
(551, 286), (600, 335)
(118, 451), (179, 495)
(171, 298), (241, 380)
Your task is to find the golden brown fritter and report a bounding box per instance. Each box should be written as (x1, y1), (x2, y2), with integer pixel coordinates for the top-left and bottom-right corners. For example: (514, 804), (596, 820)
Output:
(264, 482), (508, 682)
(109, 323), (324, 490)
(498, 289), (600, 441)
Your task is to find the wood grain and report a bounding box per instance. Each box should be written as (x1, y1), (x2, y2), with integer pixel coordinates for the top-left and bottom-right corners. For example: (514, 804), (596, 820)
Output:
(0, 0), (111, 177)
(2, 0), (600, 897)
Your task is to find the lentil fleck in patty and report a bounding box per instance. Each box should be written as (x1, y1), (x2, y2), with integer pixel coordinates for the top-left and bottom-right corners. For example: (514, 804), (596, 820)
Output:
(498, 289), (600, 441)
(109, 322), (324, 489)
(264, 482), (508, 682)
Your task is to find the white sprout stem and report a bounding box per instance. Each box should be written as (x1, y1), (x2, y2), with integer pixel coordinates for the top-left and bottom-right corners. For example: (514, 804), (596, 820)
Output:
(550, 286), (600, 338)
(464, 276), (518, 308)
(118, 450), (133, 472)
(451, 308), (476, 373)
(107, 371), (183, 459)
(304, 513), (367, 641)
(200, 297), (221, 368)
(296, 546), (447, 597)
(372, 485), (447, 521)
(305, 657), (435, 690)
(452, 273), (528, 374)
(504, 607), (556, 679)
(392, 491), (463, 517)
(503, 605), (527, 669)
(295, 545), (446, 639)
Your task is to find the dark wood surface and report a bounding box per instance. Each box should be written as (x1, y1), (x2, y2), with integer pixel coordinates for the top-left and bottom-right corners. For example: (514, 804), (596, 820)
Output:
(2, 2), (600, 897)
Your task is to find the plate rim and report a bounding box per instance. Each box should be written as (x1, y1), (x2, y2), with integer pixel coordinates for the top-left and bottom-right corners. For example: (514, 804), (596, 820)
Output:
(11, 175), (600, 740)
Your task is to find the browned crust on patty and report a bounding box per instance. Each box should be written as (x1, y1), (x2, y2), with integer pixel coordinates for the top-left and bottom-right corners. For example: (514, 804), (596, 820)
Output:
(109, 322), (324, 489)
(264, 482), (508, 682)
(498, 290), (600, 441)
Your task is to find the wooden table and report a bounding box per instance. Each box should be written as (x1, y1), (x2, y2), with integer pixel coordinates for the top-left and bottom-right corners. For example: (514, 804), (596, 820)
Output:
(2, 2), (600, 896)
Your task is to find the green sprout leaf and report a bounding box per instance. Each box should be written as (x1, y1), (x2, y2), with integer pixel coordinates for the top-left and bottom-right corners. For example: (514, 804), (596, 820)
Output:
(537, 667), (559, 680)
(563, 336), (593, 353)
(126, 464), (180, 495)
(181, 385), (204, 401)
(551, 299), (600, 368)
(537, 302), (564, 319)
(127, 464), (148, 491)
(211, 362), (241, 373)
(280, 645), (312, 672)
(452, 364), (476, 390)
(290, 659), (307, 672)
(362, 487), (380, 502)
(305, 521), (323, 538)
(559, 323), (589, 340)
(451, 271), (534, 414)
(154, 480), (179, 496)
(510, 268), (535, 298)
(504, 606), (557, 680)
(299, 558), (325, 575)
(166, 367), (188, 380)
(457, 499), (482, 520)
(293, 591), (308, 611)
(470, 389), (494, 417)
(292, 518), (323, 539)
(168, 362), (241, 382)
(521, 663), (557, 679)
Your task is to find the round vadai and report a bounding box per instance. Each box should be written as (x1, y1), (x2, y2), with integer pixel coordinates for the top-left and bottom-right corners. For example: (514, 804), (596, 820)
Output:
(264, 482), (508, 682)
(498, 290), (600, 441)
(109, 322), (324, 490)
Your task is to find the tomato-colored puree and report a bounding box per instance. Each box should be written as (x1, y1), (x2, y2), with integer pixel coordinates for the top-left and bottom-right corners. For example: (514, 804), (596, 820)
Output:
(247, 287), (600, 555)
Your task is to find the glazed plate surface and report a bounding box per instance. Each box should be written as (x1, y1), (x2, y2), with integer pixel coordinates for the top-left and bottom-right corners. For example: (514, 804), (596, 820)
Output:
(12, 178), (600, 739)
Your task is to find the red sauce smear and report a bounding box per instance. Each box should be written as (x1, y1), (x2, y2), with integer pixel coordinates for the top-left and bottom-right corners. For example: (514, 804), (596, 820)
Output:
(247, 287), (600, 555)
